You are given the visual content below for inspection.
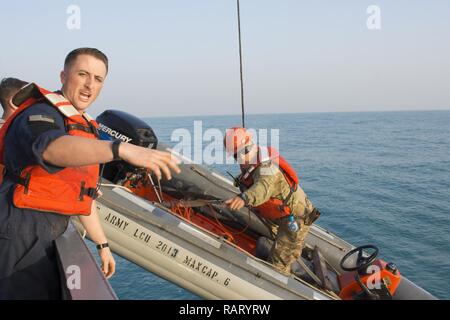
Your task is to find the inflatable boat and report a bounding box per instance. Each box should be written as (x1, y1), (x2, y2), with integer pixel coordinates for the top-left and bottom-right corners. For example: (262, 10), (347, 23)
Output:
(73, 110), (436, 300)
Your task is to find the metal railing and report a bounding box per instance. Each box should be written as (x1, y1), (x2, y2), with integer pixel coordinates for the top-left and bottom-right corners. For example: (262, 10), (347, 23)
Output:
(55, 221), (118, 300)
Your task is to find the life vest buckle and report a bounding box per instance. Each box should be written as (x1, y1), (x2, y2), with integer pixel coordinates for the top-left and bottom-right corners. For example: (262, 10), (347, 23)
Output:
(66, 123), (98, 136)
(23, 172), (31, 194)
(10, 171), (31, 194)
(79, 181), (98, 201)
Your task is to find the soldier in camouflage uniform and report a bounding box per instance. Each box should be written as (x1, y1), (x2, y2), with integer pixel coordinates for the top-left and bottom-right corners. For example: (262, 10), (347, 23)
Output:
(224, 127), (320, 276)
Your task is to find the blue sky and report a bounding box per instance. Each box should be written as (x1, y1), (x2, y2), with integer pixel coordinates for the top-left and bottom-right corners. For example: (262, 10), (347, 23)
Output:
(1, 0), (449, 117)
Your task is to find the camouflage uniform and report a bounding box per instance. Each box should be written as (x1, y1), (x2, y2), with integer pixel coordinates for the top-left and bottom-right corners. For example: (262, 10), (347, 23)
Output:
(241, 162), (316, 275)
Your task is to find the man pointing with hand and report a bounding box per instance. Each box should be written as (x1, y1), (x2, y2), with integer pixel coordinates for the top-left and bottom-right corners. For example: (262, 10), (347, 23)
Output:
(0, 48), (180, 299)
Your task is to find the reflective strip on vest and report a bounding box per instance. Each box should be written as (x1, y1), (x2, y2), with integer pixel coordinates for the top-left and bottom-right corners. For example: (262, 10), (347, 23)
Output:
(44, 92), (70, 105)
(57, 105), (81, 118)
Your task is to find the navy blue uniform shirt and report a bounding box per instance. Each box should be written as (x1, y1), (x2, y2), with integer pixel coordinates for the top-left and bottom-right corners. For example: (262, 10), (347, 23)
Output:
(2, 102), (67, 177)
(0, 102), (71, 299)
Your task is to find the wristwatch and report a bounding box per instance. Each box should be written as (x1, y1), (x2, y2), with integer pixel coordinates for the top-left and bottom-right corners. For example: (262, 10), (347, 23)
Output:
(111, 140), (121, 161)
(96, 242), (109, 250)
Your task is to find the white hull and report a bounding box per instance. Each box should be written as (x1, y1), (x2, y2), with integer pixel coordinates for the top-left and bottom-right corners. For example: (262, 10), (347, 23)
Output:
(74, 186), (341, 300)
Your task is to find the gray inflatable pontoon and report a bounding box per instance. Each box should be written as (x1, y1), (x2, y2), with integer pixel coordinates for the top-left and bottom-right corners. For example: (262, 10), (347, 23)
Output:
(72, 110), (436, 300)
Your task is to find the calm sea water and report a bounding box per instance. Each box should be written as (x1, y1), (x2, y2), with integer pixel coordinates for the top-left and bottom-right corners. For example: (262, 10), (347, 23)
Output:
(92, 110), (450, 299)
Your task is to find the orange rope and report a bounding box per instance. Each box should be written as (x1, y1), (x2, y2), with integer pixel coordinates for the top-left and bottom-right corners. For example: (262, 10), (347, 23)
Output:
(205, 202), (250, 236)
(170, 201), (193, 220)
(170, 201), (235, 243)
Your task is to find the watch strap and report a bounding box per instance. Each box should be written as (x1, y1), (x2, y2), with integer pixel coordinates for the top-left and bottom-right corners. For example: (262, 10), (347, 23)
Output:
(111, 140), (121, 161)
(96, 242), (109, 250)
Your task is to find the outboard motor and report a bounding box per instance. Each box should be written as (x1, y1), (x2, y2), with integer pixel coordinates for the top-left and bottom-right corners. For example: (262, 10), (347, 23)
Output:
(96, 110), (158, 183)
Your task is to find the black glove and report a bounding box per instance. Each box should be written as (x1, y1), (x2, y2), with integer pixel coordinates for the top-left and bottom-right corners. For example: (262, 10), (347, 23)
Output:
(304, 208), (321, 226)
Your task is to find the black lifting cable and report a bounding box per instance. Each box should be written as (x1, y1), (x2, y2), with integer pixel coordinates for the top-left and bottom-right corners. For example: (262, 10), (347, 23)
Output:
(236, 0), (246, 128)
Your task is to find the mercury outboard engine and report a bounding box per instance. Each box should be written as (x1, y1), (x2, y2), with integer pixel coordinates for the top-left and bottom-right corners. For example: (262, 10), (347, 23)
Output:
(96, 110), (158, 183)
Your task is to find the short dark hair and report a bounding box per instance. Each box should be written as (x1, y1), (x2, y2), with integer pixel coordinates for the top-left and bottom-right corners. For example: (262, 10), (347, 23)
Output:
(0, 77), (28, 110)
(64, 47), (109, 74)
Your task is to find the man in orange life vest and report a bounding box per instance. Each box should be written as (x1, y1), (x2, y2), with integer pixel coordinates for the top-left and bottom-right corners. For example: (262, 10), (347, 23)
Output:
(224, 127), (321, 275)
(0, 78), (28, 186)
(0, 77), (28, 129)
(0, 48), (180, 299)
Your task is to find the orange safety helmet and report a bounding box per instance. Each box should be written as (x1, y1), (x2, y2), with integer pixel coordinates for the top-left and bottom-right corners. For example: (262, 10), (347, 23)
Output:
(224, 127), (253, 156)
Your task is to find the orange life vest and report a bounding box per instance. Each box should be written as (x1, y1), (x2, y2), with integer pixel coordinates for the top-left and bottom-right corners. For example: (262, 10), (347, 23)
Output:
(238, 146), (300, 220)
(0, 83), (100, 216)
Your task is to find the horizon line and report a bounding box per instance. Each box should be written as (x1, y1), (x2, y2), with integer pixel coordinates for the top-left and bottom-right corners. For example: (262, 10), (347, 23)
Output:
(140, 108), (450, 119)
